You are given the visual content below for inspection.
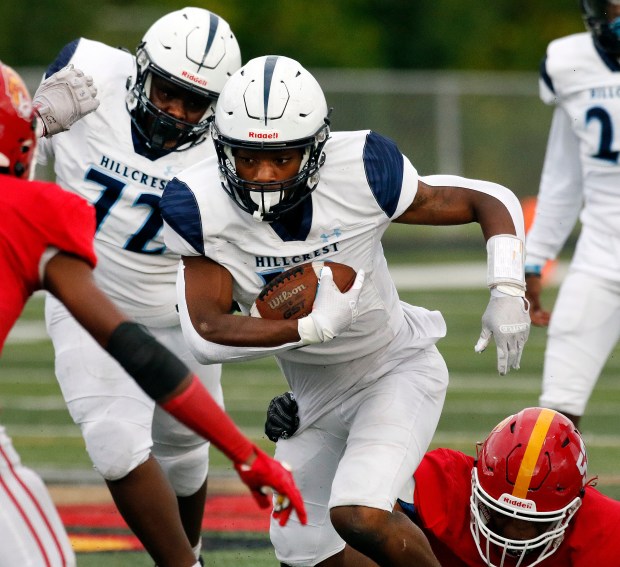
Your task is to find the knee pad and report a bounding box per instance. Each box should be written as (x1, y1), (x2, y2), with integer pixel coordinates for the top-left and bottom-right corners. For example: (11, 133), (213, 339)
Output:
(153, 442), (209, 497)
(82, 419), (151, 481)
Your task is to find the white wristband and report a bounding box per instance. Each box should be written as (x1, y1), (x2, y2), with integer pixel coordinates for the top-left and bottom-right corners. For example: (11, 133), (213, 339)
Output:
(492, 284), (525, 298)
(486, 234), (525, 291)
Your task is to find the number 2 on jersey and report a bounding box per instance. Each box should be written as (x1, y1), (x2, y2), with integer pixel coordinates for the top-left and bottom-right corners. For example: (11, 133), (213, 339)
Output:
(587, 106), (620, 163)
(86, 167), (165, 255)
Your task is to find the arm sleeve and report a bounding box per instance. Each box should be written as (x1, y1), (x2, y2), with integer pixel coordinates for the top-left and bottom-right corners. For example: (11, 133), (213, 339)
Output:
(420, 174), (525, 241)
(176, 262), (304, 364)
(162, 375), (254, 464)
(525, 107), (583, 265)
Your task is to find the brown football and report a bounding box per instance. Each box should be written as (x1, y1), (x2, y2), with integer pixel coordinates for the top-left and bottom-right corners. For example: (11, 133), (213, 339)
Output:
(250, 261), (357, 320)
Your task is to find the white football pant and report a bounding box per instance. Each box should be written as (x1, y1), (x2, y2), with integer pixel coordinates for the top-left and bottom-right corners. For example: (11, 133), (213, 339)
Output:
(45, 295), (223, 495)
(270, 345), (448, 566)
(540, 269), (620, 417)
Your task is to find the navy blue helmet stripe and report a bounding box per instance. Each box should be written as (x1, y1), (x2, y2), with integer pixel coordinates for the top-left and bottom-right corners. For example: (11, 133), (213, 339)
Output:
(197, 13), (220, 72)
(263, 56), (279, 125)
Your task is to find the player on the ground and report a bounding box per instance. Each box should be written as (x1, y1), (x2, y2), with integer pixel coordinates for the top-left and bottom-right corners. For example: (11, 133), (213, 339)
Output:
(0, 61), (305, 567)
(34, 8), (242, 566)
(525, 0), (620, 427)
(267, 400), (619, 566)
(160, 54), (530, 566)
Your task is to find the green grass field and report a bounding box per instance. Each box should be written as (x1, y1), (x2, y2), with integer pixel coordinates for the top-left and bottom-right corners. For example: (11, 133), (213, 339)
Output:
(2, 280), (619, 566)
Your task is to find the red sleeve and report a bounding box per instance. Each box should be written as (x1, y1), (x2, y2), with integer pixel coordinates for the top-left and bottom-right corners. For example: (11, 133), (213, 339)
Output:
(161, 375), (254, 463)
(560, 487), (620, 563)
(414, 448), (474, 532)
(1, 178), (97, 284)
(38, 180), (98, 269)
(413, 449), (482, 565)
(0, 179), (97, 350)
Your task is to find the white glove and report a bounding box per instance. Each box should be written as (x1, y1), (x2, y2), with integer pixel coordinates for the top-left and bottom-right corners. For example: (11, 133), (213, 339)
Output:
(297, 266), (365, 345)
(33, 64), (99, 137)
(474, 291), (530, 375)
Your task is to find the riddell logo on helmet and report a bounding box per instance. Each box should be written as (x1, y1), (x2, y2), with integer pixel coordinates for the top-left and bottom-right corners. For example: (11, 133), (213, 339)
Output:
(499, 494), (536, 511)
(248, 131), (279, 139)
(181, 70), (207, 87)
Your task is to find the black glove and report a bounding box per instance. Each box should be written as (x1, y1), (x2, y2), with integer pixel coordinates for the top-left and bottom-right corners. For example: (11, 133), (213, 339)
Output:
(265, 391), (300, 442)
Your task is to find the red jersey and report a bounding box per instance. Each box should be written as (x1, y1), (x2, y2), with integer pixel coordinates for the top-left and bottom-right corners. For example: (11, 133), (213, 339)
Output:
(403, 448), (620, 566)
(0, 176), (96, 351)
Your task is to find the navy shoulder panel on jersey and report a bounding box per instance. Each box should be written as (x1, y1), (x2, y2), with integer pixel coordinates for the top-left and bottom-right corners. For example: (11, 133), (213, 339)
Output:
(362, 131), (404, 217)
(160, 178), (205, 255)
(539, 55), (555, 95)
(46, 39), (80, 78)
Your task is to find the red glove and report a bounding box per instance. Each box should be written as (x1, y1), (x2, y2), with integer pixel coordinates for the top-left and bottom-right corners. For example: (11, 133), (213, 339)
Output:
(234, 446), (307, 526)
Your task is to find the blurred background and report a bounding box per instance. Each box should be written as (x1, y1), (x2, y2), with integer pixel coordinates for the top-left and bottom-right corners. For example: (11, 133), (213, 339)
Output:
(5, 2), (620, 563)
(5, 0), (584, 197)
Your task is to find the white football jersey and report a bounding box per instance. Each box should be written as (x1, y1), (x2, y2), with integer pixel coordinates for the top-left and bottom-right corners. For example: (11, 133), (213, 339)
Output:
(37, 39), (214, 326)
(162, 130), (448, 418)
(526, 32), (620, 278)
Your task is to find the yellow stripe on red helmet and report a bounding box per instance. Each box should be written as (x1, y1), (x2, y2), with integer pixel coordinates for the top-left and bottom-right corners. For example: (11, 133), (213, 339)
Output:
(512, 408), (556, 499)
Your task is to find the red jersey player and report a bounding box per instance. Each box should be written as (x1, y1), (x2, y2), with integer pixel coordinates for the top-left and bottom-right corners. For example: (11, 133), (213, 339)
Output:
(266, 395), (620, 566)
(398, 407), (620, 566)
(0, 61), (305, 567)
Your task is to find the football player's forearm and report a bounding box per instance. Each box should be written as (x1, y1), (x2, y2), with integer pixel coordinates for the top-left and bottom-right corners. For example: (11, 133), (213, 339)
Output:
(179, 295), (303, 364)
(161, 375), (255, 464)
(181, 323), (303, 364)
(106, 321), (189, 400)
(105, 322), (255, 463)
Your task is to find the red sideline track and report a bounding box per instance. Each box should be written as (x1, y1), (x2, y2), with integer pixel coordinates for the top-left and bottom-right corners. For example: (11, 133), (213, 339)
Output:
(58, 494), (271, 553)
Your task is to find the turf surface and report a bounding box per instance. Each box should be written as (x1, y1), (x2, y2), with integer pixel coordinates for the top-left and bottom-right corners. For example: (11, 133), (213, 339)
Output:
(3, 280), (620, 566)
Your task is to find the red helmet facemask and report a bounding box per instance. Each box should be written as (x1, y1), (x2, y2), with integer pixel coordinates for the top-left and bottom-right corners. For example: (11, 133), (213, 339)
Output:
(0, 62), (37, 178)
(470, 407), (588, 567)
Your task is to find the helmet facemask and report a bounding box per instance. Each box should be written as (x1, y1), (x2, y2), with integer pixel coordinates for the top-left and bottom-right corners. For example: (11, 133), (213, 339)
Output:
(469, 408), (588, 567)
(213, 121), (329, 222)
(470, 468), (582, 567)
(126, 48), (216, 152)
(582, 0), (620, 56)
(124, 7), (241, 152)
(212, 55), (331, 222)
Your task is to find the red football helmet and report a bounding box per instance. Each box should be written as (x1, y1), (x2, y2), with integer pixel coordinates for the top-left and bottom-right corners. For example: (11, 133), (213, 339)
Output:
(0, 62), (37, 178)
(470, 407), (587, 567)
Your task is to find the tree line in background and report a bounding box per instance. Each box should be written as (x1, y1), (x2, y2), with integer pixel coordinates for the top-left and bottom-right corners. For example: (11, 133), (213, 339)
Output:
(4, 0), (584, 70)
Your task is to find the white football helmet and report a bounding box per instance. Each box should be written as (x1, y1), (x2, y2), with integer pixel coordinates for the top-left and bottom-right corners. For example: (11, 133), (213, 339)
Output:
(470, 407), (587, 567)
(126, 7), (241, 151)
(212, 55), (330, 221)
